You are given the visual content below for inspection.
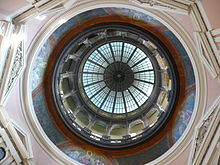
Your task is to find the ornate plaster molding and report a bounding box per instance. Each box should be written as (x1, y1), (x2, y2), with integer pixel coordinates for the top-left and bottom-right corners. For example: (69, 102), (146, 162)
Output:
(201, 128), (220, 165)
(190, 96), (220, 165)
(190, 2), (220, 78)
(0, 106), (34, 165)
(0, 24), (25, 105)
(5, 41), (24, 97)
(129, 0), (189, 14)
(0, 128), (22, 165)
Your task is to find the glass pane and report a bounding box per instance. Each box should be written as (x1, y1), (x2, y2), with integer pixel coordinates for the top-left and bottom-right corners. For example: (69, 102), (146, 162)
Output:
(82, 41), (155, 115)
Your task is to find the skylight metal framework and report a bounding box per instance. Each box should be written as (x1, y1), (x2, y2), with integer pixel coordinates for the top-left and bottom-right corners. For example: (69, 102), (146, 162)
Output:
(52, 23), (179, 149)
(81, 42), (154, 115)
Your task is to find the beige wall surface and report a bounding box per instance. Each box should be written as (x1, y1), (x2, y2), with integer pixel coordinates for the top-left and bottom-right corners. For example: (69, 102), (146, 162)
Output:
(5, 81), (61, 165)
(202, 0), (220, 29)
(202, 0), (220, 49)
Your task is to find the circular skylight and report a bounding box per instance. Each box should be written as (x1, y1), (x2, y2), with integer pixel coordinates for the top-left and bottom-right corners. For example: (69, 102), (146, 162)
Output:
(81, 42), (154, 114)
(52, 22), (179, 148)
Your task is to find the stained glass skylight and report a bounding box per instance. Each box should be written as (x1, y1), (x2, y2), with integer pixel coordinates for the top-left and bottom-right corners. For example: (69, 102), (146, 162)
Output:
(81, 42), (155, 115)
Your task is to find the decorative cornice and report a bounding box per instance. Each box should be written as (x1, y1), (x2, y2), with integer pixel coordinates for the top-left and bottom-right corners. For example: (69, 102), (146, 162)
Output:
(129, 0), (189, 14)
(190, 2), (220, 78)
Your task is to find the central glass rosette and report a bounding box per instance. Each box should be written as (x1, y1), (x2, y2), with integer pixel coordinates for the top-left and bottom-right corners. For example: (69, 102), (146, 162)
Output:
(80, 42), (155, 115)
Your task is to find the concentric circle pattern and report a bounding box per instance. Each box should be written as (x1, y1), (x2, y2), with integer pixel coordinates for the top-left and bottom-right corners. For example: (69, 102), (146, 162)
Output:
(81, 42), (154, 114)
(52, 23), (179, 148)
(30, 7), (197, 164)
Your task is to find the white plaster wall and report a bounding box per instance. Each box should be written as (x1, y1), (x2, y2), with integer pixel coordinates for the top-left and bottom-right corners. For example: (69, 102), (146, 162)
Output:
(26, 15), (53, 49)
(166, 12), (195, 42)
(5, 81), (60, 165)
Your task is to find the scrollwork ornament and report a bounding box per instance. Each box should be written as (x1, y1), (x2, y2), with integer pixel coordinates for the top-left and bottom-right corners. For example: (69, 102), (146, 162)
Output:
(6, 41), (24, 96)
(129, 0), (176, 11)
(192, 111), (215, 161)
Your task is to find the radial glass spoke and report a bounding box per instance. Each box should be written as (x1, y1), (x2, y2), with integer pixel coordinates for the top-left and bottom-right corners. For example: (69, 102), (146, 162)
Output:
(88, 50), (109, 67)
(126, 47), (137, 64)
(83, 72), (104, 75)
(123, 90), (138, 112)
(127, 89), (140, 108)
(109, 43), (116, 62)
(100, 89), (111, 109)
(134, 78), (154, 85)
(120, 42), (124, 62)
(97, 49), (110, 64)
(110, 42), (123, 62)
(132, 58), (153, 73)
(112, 92), (117, 113)
(98, 44), (114, 63)
(82, 73), (103, 86)
(122, 43), (136, 63)
(131, 57), (148, 68)
(87, 59), (106, 69)
(84, 80), (104, 88)
(90, 85), (106, 99)
(132, 85), (149, 97)
(133, 69), (154, 74)
(102, 90), (115, 113)
(122, 91), (127, 114)
(128, 85), (149, 107)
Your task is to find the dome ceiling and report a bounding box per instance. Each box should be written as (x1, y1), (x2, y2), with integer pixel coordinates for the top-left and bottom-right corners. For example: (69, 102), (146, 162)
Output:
(31, 7), (196, 165)
(51, 22), (179, 149)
